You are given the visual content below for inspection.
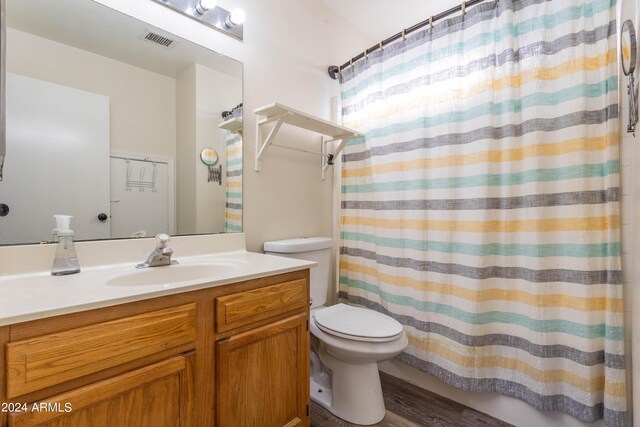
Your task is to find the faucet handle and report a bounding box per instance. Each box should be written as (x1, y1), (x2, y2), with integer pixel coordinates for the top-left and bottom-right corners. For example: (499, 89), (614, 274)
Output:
(155, 233), (171, 248)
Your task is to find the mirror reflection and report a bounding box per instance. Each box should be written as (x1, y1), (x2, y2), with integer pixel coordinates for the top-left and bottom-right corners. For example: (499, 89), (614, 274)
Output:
(0, 0), (243, 245)
(621, 19), (637, 76)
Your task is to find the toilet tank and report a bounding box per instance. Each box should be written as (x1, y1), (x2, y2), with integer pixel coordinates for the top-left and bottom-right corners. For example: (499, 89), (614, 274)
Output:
(263, 237), (333, 309)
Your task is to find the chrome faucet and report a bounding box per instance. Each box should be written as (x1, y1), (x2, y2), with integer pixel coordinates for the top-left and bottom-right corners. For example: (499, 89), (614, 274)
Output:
(137, 234), (178, 269)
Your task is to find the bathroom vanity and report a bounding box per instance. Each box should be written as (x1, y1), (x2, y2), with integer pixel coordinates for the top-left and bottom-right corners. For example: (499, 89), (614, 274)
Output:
(0, 235), (314, 427)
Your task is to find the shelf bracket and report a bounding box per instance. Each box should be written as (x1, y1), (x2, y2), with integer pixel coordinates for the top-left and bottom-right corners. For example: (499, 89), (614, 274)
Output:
(255, 112), (290, 171)
(321, 134), (353, 180)
(321, 136), (328, 181)
(252, 103), (363, 176)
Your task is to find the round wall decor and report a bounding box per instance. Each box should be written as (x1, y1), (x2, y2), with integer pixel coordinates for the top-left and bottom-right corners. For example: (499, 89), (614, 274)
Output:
(200, 148), (219, 166)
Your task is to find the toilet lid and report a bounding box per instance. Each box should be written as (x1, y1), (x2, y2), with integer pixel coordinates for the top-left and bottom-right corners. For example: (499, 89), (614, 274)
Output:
(314, 304), (404, 341)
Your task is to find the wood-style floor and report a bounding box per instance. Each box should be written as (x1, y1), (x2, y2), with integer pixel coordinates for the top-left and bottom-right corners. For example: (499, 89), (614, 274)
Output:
(311, 372), (513, 427)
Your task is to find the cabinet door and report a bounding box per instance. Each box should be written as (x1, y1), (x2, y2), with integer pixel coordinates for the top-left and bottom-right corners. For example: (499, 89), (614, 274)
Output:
(9, 354), (194, 427)
(216, 313), (310, 427)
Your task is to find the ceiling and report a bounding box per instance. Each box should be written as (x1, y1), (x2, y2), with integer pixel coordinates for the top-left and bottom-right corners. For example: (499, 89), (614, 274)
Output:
(322, 0), (464, 42)
(7, 0), (242, 79)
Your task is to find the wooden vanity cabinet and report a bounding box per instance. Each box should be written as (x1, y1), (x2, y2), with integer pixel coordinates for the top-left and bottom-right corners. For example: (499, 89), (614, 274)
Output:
(8, 353), (195, 427)
(0, 269), (311, 427)
(214, 275), (311, 427)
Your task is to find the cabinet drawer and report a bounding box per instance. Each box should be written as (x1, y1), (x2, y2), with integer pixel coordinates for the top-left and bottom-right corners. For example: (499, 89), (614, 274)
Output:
(8, 355), (193, 427)
(6, 303), (196, 398)
(215, 279), (308, 332)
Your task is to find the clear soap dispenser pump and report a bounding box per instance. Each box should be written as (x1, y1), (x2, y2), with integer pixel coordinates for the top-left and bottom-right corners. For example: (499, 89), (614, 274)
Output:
(51, 215), (81, 276)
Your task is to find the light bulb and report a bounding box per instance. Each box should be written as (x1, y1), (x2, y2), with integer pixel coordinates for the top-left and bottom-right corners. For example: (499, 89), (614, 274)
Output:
(195, 0), (216, 14)
(225, 8), (245, 27)
(229, 8), (245, 25)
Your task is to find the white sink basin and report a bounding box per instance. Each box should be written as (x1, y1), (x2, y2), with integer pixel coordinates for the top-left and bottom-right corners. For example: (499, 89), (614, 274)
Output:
(106, 263), (240, 287)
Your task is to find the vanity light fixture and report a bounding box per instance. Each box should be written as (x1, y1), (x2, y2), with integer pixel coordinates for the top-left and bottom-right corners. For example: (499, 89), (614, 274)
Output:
(152, 0), (244, 41)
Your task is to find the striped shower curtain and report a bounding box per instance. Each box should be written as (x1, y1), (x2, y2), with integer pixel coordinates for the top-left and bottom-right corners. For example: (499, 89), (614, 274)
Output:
(338, 0), (625, 424)
(224, 130), (243, 232)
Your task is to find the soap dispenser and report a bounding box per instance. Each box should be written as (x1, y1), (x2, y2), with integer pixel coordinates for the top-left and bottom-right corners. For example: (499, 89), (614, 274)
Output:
(51, 215), (81, 276)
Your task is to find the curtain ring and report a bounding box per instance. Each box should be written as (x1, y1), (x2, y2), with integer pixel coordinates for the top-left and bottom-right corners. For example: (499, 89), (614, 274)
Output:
(429, 16), (434, 30)
(364, 49), (368, 60)
(350, 58), (354, 67)
(402, 29), (407, 41)
(461, 1), (466, 15)
(379, 41), (384, 51)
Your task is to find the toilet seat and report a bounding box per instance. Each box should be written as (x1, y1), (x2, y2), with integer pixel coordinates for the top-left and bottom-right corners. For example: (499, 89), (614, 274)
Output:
(314, 304), (404, 343)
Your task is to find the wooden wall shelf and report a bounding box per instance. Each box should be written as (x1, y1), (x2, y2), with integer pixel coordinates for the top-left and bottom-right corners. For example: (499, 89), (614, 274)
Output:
(218, 117), (243, 135)
(253, 103), (363, 180)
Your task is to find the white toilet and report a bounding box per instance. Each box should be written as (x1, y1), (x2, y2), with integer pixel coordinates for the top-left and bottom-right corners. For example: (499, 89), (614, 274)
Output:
(264, 237), (408, 425)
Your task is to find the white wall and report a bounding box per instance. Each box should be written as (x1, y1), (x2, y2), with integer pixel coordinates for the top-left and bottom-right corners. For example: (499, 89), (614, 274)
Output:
(176, 64), (197, 235)
(195, 64), (241, 233)
(620, 0), (637, 425)
(91, 0), (374, 254)
(626, 0), (640, 425)
(176, 63), (242, 235)
(7, 28), (177, 160)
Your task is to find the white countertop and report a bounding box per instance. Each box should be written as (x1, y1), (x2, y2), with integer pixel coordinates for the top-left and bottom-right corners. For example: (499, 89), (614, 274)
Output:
(0, 250), (315, 326)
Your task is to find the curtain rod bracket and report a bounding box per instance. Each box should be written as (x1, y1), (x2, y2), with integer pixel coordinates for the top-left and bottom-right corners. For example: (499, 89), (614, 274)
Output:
(328, 65), (340, 80)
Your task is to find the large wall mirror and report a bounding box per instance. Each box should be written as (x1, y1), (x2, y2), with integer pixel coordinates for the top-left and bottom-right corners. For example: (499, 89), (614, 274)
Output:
(0, 0), (243, 245)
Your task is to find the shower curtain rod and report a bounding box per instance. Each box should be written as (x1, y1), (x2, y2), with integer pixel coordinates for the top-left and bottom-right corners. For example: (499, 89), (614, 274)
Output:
(328, 0), (490, 79)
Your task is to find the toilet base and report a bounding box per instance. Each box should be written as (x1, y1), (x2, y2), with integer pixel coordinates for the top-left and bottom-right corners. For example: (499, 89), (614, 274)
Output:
(311, 346), (386, 425)
(311, 376), (332, 411)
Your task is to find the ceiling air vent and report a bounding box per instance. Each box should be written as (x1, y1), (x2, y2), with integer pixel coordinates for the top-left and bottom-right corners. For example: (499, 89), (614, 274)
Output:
(143, 31), (175, 48)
